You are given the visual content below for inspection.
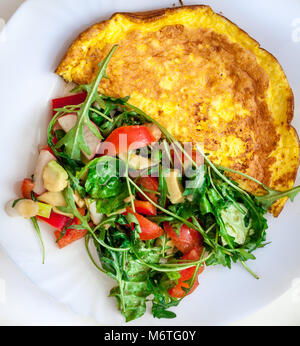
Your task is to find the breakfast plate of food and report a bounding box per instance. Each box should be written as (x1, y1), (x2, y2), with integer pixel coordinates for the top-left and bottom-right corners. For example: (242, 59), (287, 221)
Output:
(1, 0), (299, 325)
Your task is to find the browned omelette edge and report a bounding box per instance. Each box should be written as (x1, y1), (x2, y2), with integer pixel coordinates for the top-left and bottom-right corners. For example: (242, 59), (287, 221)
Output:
(56, 5), (300, 216)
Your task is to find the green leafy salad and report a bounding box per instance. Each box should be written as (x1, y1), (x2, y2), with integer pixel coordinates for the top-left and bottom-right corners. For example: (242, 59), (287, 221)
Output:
(6, 45), (300, 322)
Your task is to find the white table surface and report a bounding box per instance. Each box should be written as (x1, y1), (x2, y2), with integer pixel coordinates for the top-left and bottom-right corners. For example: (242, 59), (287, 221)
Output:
(0, 0), (299, 326)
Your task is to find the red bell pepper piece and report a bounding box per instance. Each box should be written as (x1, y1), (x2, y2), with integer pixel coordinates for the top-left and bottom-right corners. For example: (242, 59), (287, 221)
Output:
(52, 92), (87, 116)
(54, 228), (88, 249)
(133, 200), (157, 216)
(21, 178), (35, 199)
(104, 125), (155, 154)
(54, 208), (88, 248)
(37, 212), (70, 231)
(124, 207), (163, 241)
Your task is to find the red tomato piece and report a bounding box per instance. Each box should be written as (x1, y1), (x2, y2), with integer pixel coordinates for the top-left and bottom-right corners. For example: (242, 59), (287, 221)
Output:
(125, 208), (163, 240)
(179, 266), (197, 282)
(136, 176), (159, 204)
(169, 279), (200, 298)
(133, 200), (157, 216)
(21, 178), (35, 199)
(163, 222), (203, 254)
(169, 247), (204, 298)
(168, 281), (189, 299)
(104, 125), (155, 154)
(187, 277), (200, 295)
(181, 246), (202, 261)
(52, 93), (87, 116)
(179, 247), (204, 281)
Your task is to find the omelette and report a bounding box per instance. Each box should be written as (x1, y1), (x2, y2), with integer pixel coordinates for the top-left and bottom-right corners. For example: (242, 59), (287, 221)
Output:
(56, 5), (299, 216)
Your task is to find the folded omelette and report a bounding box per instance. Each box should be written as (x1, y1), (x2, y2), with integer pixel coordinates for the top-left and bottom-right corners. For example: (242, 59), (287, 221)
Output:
(56, 5), (299, 216)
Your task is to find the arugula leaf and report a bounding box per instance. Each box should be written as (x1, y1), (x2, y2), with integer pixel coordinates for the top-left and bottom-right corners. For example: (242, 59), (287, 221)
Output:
(213, 162), (300, 211)
(199, 194), (213, 214)
(64, 166), (86, 197)
(167, 201), (198, 220)
(110, 282), (149, 322)
(94, 224), (162, 322)
(255, 186), (300, 211)
(47, 109), (84, 172)
(96, 231), (137, 321)
(55, 45), (118, 160)
(99, 109), (145, 138)
(148, 274), (179, 319)
(152, 306), (177, 319)
(205, 245), (230, 268)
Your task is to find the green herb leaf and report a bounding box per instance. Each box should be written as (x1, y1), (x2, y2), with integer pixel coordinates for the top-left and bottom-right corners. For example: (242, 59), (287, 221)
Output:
(30, 217), (45, 264)
(55, 45), (118, 160)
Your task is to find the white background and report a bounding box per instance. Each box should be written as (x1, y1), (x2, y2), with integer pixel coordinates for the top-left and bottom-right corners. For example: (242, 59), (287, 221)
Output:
(0, 0), (299, 326)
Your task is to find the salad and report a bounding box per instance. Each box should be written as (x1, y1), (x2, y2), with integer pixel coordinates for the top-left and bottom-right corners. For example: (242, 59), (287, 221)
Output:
(6, 45), (300, 322)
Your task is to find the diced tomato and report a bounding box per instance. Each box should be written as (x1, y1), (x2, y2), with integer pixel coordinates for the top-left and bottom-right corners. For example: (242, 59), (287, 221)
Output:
(125, 208), (163, 240)
(21, 178), (35, 199)
(104, 125), (155, 154)
(181, 246), (202, 261)
(187, 277), (200, 295)
(179, 247), (205, 281)
(52, 93), (87, 116)
(179, 266), (197, 282)
(37, 212), (70, 231)
(169, 279), (200, 298)
(136, 176), (159, 204)
(54, 208), (87, 248)
(163, 222), (203, 254)
(133, 200), (157, 216)
(168, 281), (189, 299)
(169, 247), (204, 298)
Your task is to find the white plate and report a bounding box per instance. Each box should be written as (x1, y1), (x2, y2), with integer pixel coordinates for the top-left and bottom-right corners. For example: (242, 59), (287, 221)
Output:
(0, 0), (300, 326)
